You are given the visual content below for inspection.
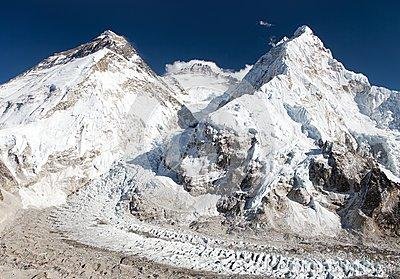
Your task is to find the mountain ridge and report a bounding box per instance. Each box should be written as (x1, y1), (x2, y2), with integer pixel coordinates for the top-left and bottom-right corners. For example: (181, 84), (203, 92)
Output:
(0, 30), (193, 208)
(161, 25), (400, 239)
(0, 26), (399, 278)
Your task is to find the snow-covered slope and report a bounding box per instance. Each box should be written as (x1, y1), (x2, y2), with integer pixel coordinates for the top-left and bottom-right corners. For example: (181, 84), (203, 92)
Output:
(164, 25), (400, 237)
(0, 30), (194, 208)
(163, 60), (251, 117)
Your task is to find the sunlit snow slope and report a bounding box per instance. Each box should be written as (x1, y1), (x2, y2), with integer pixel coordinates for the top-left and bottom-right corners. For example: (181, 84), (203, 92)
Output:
(0, 31), (194, 208)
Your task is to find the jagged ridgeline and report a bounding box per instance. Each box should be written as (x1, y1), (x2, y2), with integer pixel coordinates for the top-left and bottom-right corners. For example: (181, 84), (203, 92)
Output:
(0, 26), (399, 278)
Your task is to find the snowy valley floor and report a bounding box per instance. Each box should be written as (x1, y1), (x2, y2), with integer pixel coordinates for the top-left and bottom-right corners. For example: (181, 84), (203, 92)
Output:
(0, 163), (399, 279)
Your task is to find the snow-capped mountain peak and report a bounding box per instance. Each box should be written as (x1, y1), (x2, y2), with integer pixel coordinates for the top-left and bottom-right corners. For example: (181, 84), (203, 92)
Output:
(165, 60), (250, 79)
(164, 60), (252, 115)
(166, 60), (223, 76)
(33, 30), (138, 72)
(0, 30), (192, 208)
(164, 25), (400, 241)
(243, 25), (336, 89)
(98, 29), (122, 39)
(92, 29), (135, 55)
(293, 24), (314, 37)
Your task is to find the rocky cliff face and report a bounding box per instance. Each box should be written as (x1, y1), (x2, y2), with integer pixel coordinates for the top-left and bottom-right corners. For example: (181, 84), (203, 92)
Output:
(343, 167), (400, 237)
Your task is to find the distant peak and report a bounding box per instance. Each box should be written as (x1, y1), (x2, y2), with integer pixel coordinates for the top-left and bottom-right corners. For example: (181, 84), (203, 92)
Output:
(293, 25), (314, 37)
(70, 30), (136, 60)
(165, 60), (224, 76)
(96, 30), (126, 42)
(94, 30), (129, 46)
(100, 30), (118, 37)
(164, 59), (252, 81)
(33, 30), (137, 71)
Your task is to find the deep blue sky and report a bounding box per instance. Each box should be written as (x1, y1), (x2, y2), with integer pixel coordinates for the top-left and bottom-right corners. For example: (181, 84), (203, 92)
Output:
(1, 0), (399, 89)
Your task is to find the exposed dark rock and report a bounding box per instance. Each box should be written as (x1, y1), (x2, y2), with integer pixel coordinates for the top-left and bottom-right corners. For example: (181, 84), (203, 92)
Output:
(177, 106), (198, 129)
(49, 84), (57, 93)
(166, 123), (256, 197)
(287, 187), (311, 206)
(360, 168), (400, 236)
(216, 196), (240, 214)
(309, 158), (331, 187)
(0, 160), (17, 191)
(309, 142), (374, 193)
(337, 168), (400, 237)
(239, 159), (262, 192)
(34, 31), (138, 72)
(239, 174), (253, 191)
(216, 193), (247, 217)
(370, 142), (390, 166)
(128, 189), (141, 214)
(307, 141), (400, 237)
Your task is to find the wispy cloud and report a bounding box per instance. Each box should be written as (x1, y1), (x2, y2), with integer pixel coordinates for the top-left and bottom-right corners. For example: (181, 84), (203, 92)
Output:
(259, 20), (274, 28)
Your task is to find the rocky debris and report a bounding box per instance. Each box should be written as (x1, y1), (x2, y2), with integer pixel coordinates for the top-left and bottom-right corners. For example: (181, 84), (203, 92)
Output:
(0, 160), (17, 192)
(286, 169), (313, 206)
(128, 189), (141, 214)
(216, 195), (242, 214)
(0, 210), (231, 279)
(216, 192), (248, 217)
(309, 158), (332, 188)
